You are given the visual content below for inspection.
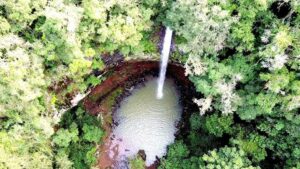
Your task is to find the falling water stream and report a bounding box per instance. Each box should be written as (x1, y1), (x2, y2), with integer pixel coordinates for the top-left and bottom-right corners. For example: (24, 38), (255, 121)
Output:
(157, 27), (173, 99)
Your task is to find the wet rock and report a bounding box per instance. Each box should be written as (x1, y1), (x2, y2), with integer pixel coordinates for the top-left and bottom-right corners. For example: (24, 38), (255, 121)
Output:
(102, 52), (124, 67)
(138, 150), (146, 161)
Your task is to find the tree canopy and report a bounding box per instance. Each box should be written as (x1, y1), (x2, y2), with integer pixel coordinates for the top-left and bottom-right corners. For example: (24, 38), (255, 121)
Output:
(0, 0), (300, 168)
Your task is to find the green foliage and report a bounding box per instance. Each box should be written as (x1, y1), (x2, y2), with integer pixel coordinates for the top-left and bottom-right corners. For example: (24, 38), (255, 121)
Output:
(204, 114), (233, 137)
(187, 113), (223, 156)
(166, 141), (190, 159)
(0, 34), (46, 121)
(53, 106), (105, 169)
(160, 141), (259, 169)
(91, 58), (105, 70)
(69, 143), (95, 169)
(259, 67), (294, 93)
(159, 141), (202, 169)
(0, 33), (53, 168)
(165, 1), (300, 165)
(55, 150), (73, 169)
(0, 0), (159, 168)
(79, 0), (160, 55)
(85, 147), (98, 166)
(0, 123), (53, 169)
(0, 16), (10, 34)
(1, 0), (300, 168)
(232, 133), (267, 162)
(1, 0), (47, 32)
(190, 55), (254, 115)
(129, 155), (146, 169)
(85, 75), (103, 87)
(256, 116), (300, 167)
(165, 0), (237, 56)
(227, 0), (274, 52)
(238, 92), (280, 120)
(53, 123), (79, 147)
(202, 147), (260, 169)
(82, 124), (104, 142)
(189, 113), (203, 131)
(1, 0), (161, 110)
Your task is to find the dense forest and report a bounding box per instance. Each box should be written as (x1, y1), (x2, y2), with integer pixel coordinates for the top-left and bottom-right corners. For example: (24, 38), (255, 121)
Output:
(0, 0), (300, 169)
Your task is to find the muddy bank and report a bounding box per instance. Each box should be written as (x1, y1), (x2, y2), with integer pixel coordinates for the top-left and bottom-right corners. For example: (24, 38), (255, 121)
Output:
(82, 61), (198, 169)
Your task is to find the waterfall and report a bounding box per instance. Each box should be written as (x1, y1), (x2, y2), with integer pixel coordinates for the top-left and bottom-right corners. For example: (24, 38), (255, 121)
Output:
(157, 27), (173, 99)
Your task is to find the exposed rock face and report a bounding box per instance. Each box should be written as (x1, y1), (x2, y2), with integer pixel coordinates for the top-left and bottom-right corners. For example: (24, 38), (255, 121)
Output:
(83, 61), (191, 116)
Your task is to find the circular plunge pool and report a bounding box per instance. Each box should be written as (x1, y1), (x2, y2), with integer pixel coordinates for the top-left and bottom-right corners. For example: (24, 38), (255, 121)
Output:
(108, 76), (181, 168)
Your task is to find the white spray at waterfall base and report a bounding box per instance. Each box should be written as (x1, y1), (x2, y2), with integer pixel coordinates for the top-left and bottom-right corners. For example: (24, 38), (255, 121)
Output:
(157, 27), (173, 99)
